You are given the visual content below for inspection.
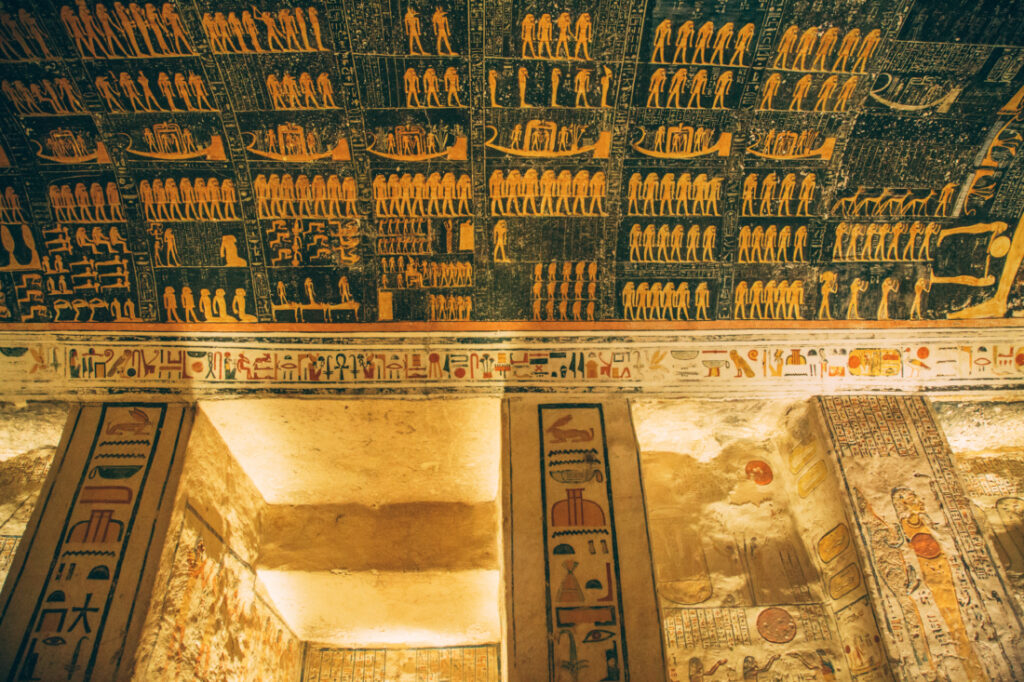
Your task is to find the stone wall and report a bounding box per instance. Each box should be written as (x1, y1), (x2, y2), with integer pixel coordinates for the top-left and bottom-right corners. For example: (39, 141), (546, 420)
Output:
(131, 409), (302, 680)
(632, 399), (888, 681)
(935, 399), (1024, 615)
(0, 401), (66, 587)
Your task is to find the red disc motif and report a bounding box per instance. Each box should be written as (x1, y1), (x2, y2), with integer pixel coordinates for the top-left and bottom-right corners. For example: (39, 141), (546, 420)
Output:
(756, 607), (797, 643)
(745, 460), (774, 485)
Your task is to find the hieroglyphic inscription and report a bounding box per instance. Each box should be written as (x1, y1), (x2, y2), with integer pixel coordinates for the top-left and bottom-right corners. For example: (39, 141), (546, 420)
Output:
(817, 395), (1024, 680)
(0, 403), (189, 681)
(302, 645), (500, 682)
(540, 404), (626, 682)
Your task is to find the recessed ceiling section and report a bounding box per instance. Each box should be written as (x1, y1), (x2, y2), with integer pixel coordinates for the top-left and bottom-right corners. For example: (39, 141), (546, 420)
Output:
(257, 569), (502, 648)
(200, 398), (502, 505)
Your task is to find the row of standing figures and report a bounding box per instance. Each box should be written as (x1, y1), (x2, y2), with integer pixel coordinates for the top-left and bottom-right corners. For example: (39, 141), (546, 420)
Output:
(0, 9), (54, 60)
(372, 173), (472, 217)
(651, 20), (754, 66)
(49, 182), (124, 222)
(628, 223), (716, 262)
(741, 173), (817, 217)
(489, 170), (607, 217)
(622, 281), (712, 320)
(203, 7), (327, 54)
(627, 173), (722, 217)
(519, 12), (593, 60)
(61, 1), (192, 59)
(831, 221), (939, 262)
(139, 177), (237, 221)
(255, 173), (360, 219)
(736, 224), (808, 263)
(3, 78), (84, 114)
(732, 280), (806, 320)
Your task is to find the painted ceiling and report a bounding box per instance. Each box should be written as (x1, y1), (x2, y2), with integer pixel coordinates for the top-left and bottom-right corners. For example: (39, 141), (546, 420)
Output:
(0, 0), (1021, 329)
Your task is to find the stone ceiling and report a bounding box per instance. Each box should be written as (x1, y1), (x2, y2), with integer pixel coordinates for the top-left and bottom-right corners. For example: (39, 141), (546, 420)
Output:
(0, 0), (1021, 329)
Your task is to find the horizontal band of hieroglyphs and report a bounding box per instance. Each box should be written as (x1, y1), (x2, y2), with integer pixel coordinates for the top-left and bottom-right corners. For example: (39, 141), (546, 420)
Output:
(0, 335), (1022, 393)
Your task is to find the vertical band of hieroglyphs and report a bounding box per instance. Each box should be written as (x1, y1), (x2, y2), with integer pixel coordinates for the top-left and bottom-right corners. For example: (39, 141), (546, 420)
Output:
(816, 396), (1024, 680)
(5, 404), (178, 681)
(539, 404), (626, 681)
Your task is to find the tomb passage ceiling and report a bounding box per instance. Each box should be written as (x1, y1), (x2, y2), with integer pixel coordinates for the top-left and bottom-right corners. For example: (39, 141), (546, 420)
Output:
(0, 0), (1021, 330)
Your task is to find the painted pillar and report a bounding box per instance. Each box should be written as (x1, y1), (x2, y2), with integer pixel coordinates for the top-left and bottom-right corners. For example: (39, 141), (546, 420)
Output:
(815, 395), (1024, 680)
(0, 402), (193, 681)
(505, 397), (665, 682)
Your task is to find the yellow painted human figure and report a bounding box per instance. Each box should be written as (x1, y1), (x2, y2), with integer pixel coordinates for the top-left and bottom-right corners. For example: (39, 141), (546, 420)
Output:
(573, 68), (591, 106)
(797, 174), (816, 216)
(652, 19), (671, 62)
(711, 70), (732, 108)
(423, 67), (441, 106)
(555, 11), (572, 58)
(789, 73), (812, 110)
(709, 22), (733, 65)
(444, 66), (461, 106)
(702, 225), (715, 260)
(832, 28), (861, 72)
(600, 66), (612, 107)
(774, 25), (799, 68)
(852, 28), (880, 72)
(730, 22), (754, 65)
(876, 276), (898, 320)
(909, 277), (930, 319)
(834, 75), (858, 110)
(742, 174), (757, 215)
(662, 67), (686, 107)
(432, 8), (455, 55)
(692, 21), (713, 63)
(814, 75), (838, 111)
(817, 271), (837, 319)
(537, 13), (553, 58)
(891, 487), (989, 681)
(759, 172), (778, 215)
(759, 73), (782, 109)
(548, 67), (559, 106)
(519, 66), (530, 107)
(574, 13), (592, 60)
(688, 69), (707, 108)
(694, 281), (709, 319)
(493, 219), (509, 262)
(845, 277), (867, 319)
(219, 235), (247, 266)
(930, 214), (1024, 318)
(488, 68), (500, 106)
(404, 67), (421, 106)
(521, 13), (536, 57)
(232, 288), (256, 321)
(792, 225), (807, 261)
(163, 285), (180, 321)
(673, 20), (694, 63)
(181, 286), (198, 322)
(404, 7), (426, 54)
(936, 181), (957, 216)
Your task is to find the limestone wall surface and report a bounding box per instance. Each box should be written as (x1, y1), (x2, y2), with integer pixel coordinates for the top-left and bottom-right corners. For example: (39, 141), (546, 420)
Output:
(0, 401), (66, 587)
(4, 395), (1024, 681)
(935, 399), (1024, 616)
(131, 408), (302, 681)
(632, 398), (888, 681)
